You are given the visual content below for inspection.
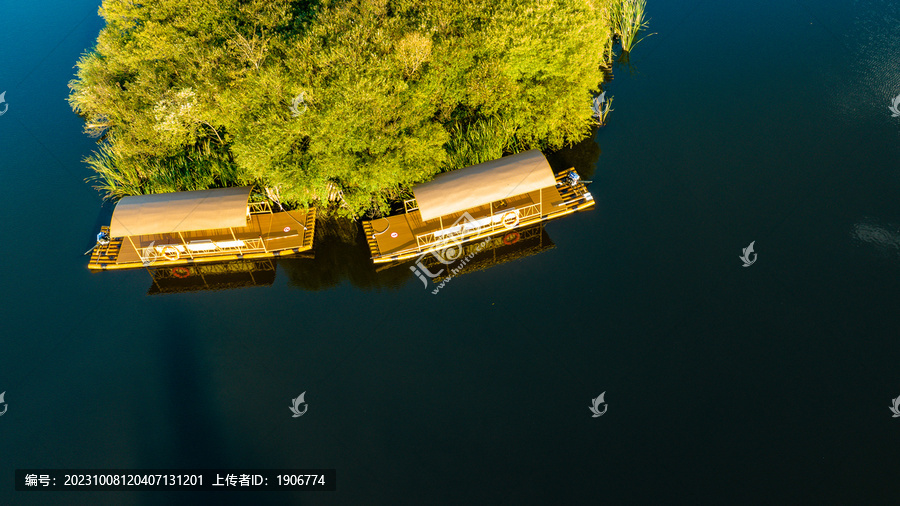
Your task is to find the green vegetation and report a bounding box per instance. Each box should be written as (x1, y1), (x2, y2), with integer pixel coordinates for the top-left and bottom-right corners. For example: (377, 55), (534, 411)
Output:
(69, 0), (645, 217)
(611, 0), (652, 54)
(594, 96), (613, 126)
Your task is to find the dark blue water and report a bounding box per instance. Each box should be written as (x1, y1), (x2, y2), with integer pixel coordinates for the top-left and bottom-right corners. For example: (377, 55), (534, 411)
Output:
(2, 1), (900, 504)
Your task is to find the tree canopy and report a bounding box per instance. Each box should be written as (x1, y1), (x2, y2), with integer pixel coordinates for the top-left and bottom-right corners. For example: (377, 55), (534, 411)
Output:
(69, 0), (619, 216)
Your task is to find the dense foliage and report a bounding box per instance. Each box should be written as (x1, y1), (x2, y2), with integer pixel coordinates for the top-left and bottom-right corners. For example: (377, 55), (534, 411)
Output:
(69, 0), (623, 216)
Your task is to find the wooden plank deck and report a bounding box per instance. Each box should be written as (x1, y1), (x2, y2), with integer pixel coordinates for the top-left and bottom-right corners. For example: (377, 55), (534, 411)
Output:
(362, 172), (593, 263)
(88, 209), (316, 270)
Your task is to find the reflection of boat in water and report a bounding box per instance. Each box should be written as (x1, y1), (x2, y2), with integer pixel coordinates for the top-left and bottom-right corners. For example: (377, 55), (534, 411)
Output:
(413, 223), (555, 282)
(147, 259), (285, 295)
(361, 150), (593, 264)
(88, 187), (316, 270)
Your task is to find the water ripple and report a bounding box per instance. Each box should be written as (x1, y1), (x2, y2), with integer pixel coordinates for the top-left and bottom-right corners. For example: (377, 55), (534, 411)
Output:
(829, 0), (900, 122)
(851, 217), (900, 254)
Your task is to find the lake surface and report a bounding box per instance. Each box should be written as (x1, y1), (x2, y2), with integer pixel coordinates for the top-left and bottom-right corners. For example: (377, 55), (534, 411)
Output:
(2, 1), (900, 504)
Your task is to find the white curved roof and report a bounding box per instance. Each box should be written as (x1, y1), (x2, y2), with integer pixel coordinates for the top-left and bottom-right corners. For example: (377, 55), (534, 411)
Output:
(109, 187), (252, 237)
(413, 150), (556, 222)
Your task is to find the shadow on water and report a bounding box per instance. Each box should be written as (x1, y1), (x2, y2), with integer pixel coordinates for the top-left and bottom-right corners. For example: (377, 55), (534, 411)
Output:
(279, 217), (412, 291)
(614, 50), (641, 75)
(132, 311), (228, 505)
(545, 132), (602, 180)
(134, 311), (300, 505)
(158, 312), (226, 469)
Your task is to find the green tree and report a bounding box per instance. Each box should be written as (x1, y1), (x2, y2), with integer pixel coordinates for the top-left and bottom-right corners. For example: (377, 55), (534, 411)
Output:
(70, 0), (621, 217)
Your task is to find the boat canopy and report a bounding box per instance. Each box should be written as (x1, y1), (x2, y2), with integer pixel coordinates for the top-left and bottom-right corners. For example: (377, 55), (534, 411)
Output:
(413, 149), (558, 222)
(109, 187), (253, 237)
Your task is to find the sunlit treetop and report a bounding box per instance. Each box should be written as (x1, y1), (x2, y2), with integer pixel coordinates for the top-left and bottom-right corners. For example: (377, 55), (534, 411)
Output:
(69, 0), (620, 216)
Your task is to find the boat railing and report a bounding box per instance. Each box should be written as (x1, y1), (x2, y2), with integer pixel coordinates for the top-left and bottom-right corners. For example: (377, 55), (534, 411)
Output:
(554, 170), (593, 200)
(418, 223), (547, 273)
(571, 183), (591, 198)
(248, 201), (272, 214)
(404, 198), (419, 213)
(137, 237), (267, 263)
(414, 202), (543, 252)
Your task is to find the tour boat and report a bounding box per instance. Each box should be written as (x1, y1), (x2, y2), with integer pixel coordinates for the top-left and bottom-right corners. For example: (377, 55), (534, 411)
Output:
(361, 150), (593, 264)
(88, 186), (315, 270)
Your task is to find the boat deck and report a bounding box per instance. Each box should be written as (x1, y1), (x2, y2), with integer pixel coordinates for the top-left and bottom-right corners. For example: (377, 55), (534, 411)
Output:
(362, 171), (593, 263)
(88, 209), (316, 270)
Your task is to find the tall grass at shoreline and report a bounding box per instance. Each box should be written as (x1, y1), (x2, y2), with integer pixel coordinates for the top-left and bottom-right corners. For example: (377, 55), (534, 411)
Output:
(599, 4), (616, 67)
(597, 96), (613, 126)
(86, 140), (247, 201)
(611, 0), (652, 54)
(444, 118), (515, 170)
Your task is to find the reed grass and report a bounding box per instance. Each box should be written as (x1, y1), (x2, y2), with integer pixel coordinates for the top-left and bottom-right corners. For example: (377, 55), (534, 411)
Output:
(599, 5), (616, 67)
(444, 117), (514, 170)
(597, 96), (613, 126)
(86, 139), (247, 201)
(611, 0), (653, 54)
